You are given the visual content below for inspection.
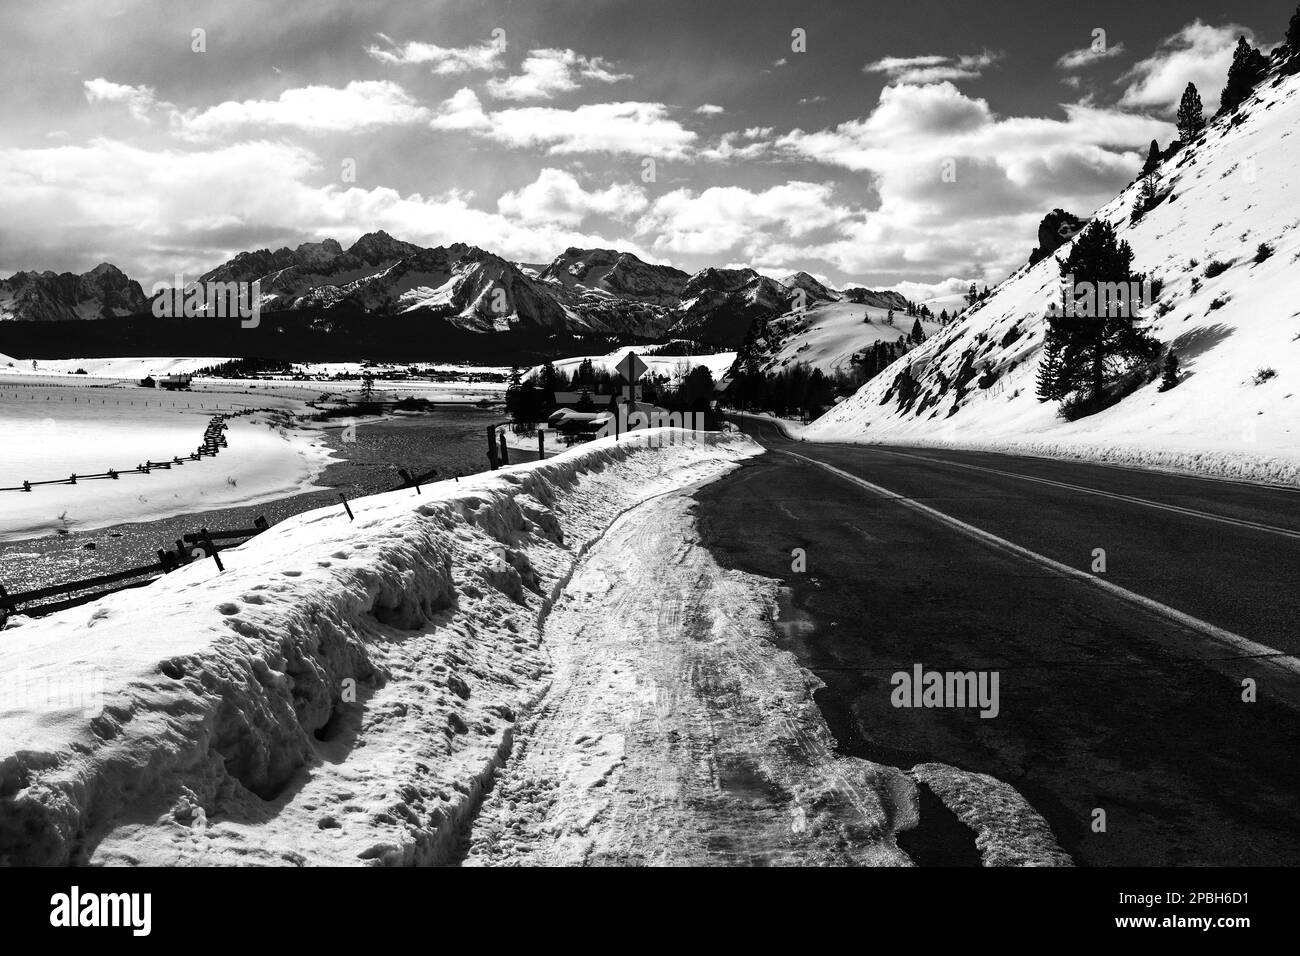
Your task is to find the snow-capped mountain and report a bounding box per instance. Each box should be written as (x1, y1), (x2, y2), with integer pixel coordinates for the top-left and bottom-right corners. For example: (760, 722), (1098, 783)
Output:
(0, 263), (147, 322)
(804, 47), (1300, 482)
(0, 235), (934, 352)
(187, 235), (789, 343)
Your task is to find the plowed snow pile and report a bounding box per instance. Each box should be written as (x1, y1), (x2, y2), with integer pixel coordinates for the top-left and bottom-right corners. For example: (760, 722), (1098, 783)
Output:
(805, 54), (1300, 484)
(0, 430), (760, 865)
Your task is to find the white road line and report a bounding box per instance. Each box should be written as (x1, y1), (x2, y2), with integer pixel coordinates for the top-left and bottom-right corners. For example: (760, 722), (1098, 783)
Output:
(777, 448), (1300, 678)
(869, 446), (1300, 541)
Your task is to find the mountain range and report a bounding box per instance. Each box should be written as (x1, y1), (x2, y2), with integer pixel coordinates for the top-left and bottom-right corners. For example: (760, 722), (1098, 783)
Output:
(0, 233), (902, 350)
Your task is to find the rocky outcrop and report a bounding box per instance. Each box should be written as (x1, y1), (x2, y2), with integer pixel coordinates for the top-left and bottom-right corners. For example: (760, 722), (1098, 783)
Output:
(0, 263), (147, 321)
(1028, 209), (1087, 267)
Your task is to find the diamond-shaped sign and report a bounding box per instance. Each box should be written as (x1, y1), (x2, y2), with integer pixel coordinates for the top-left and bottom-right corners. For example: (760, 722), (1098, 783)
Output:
(615, 351), (649, 384)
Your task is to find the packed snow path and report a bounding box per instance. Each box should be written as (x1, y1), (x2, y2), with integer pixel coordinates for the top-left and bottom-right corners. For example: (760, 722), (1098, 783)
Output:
(465, 486), (913, 865)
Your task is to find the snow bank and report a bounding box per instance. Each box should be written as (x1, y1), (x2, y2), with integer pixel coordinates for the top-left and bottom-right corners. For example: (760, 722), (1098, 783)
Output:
(0, 429), (759, 865)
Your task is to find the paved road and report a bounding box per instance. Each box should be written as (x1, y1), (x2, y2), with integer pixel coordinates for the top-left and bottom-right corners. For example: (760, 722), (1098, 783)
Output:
(695, 417), (1300, 865)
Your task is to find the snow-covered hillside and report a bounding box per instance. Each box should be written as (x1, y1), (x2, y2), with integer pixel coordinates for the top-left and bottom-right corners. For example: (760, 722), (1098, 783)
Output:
(0, 431), (761, 865)
(806, 52), (1300, 484)
(757, 299), (942, 376)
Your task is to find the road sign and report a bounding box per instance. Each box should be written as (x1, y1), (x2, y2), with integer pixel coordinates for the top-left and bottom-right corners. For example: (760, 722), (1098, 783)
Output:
(615, 352), (648, 384)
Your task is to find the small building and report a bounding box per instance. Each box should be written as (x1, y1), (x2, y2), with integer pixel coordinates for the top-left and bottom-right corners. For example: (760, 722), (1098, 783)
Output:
(159, 373), (192, 390)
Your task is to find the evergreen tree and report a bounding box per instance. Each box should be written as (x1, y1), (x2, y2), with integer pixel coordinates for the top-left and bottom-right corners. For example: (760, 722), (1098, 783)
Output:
(1142, 140), (1161, 175)
(1176, 83), (1205, 142)
(966, 282), (979, 308)
(1036, 331), (1065, 402)
(504, 366), (524, 420)
(886, 308), (895, 326)
(1220, 36), (1268, 114)
(1050, 219), (1161, 406)
(909, 318), (925, 344)
(1289, 5), (1300, 51)
(1158, 351), (1181, 392)
(538, 361), (559, 411)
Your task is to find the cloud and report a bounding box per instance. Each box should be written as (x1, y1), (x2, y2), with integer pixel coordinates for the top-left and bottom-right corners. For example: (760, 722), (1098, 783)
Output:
(698, 126), (773, 162)
(1119, 20), (1257, 114)
(771, 81), (1171, 279)
(485, 48), (631, 101)
(173, 81), (430, 139)
(430, 89), (696, 158)
(1056, 42), (1127, 71)
(0, 138), (648, 284)
(864, 51), (1002, 85)
(497, 168), (647, 226)
(636, 181), (854, 259)
(82, 78), (164, 123)
(694, 103), (725, 115)
(366, 33), (505, 74)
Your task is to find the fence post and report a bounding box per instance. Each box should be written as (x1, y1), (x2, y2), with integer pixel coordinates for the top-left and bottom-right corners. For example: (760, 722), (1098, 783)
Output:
(199, 529), (224, 572)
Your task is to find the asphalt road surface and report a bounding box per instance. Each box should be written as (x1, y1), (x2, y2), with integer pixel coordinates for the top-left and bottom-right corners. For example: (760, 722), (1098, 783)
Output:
(695, 416), (1300, 866)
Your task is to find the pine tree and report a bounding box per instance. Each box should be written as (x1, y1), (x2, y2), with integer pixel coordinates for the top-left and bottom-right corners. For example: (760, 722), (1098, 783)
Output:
(1036, 331), (1065, 401)
(1158, 351), (1180, 392)
(504, 366), (523, 419)
(1220, 36), (1268, 114)
(1289, 5), (1300, 51)
(1052, 219), (1161, 406)
(1176, 83), (1205, 142)
(1142, 140), (1161, 175)
(909, 318), (925, 344)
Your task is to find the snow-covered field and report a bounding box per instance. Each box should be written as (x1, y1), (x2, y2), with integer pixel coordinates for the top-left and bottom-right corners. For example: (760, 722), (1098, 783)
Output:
(0, 384), (335, 541)
(805, 56), (1300, 485)
(3, 356), (233, 379)
(0, 430), (760, 865)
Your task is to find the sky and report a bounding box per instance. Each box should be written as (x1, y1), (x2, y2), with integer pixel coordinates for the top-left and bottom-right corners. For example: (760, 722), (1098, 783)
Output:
(0, 0), (1294, 300)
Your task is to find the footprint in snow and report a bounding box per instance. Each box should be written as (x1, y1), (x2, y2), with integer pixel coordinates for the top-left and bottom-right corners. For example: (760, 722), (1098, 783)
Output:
(217, 603), (239, 615)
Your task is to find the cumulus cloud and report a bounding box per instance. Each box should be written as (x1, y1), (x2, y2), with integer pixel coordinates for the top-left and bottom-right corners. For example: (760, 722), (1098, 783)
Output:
(82, 78), (164, 123)
(694, 103), (725, 115)
(636, 181), (854, 259)
(697, 126), (773, 162)
(769, 81), (1171, 279)
(173, 81), (430, 140)
(366, 33), (505, 74)
(485, 48), (631, 101)
(430, 89), (696, 158)
(0, 138), (645, 284)
(497, 168), (647, 226)
(1118, 20), (1257, 114)
(864, 51), (1002, 85)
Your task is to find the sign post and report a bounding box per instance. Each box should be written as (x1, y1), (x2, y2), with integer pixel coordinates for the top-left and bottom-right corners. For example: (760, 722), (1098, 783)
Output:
(614, 352), (649, 436)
